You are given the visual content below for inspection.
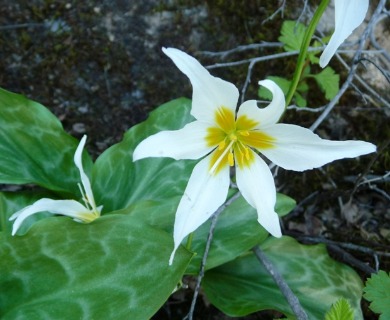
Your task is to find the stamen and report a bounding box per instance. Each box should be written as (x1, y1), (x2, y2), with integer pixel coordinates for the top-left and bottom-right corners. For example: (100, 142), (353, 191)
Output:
(245, 146), (250, 160)
(228, 152), (234, 166)
(239, 130), (249, 136)
(229, 133), (237, 141)
(209, 140), (235, 174)
(77, 183), (91, 210)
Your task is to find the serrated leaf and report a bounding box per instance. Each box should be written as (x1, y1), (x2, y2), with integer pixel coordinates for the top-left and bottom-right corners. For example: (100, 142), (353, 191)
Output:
(312, 67), (340, 100)
(92, 98), (196, 212)
(0, 214), (192, 319)
(0, 88), (92, 196)
(324, 298), (354, 320)
(202, 236), (363, 319)
(278, 20), (307, 52)
(363, 270), (390, 319)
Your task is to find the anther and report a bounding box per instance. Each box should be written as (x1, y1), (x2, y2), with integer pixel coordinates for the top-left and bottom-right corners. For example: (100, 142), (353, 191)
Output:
(239, 130), (249, 136)
(228, 152), (234, 166)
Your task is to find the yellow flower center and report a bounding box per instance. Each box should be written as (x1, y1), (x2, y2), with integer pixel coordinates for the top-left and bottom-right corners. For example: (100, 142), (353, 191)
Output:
(205, 106), (275, 174)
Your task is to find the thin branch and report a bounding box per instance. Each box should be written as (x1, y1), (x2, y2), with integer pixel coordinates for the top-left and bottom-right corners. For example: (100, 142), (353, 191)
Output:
(198, 42), (283, 58)
(253, 246), (309, 320)
(185, 191), (241, 320)
(262, 0), (286, 25)
(297, 0), (310, 26)
(327, 244), (376, 275)
(0, 23), (44, 30)
(292, 235), (390, 257)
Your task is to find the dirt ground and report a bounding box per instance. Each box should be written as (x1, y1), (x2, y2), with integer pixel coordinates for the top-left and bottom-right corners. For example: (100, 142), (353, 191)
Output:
(1, 1), (389, 319)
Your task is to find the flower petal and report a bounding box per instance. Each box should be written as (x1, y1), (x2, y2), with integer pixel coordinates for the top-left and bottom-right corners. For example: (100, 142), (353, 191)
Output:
(319, 0), (369, 68)
(74, 135), (98, 211)
(163, 47), (239, 123)
(235, 150), (282, 238)
(9, 198), (94, 235)
(169, 153), (230, 265)
(238, 80), (285, 127)
(133, 121), (213, 161)
(261, 124), (376, 171)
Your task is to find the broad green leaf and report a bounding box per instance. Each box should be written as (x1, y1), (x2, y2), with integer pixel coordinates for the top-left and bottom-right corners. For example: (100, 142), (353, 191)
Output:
(279, 20), (307, 52)
(311, 67), (340, 100)
(0, 88), (92, 196)
(0, 214), (192, 319)
(202, 236), (363, 319)
(92, 98), (196, 212)
(187, 193), (295, 274)
(324, 298), (354, 320)
(363, 270), (390, 319)
(117, 193), (295, 274)
(0, 191), (53, 234)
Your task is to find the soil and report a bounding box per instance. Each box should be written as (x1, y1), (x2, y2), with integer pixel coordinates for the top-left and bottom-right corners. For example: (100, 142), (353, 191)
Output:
(0, 1), (389, 319)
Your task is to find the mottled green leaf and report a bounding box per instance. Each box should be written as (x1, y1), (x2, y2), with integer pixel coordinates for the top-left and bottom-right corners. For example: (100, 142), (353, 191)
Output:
(0, 191), (53, 234)
(0, 214), (192, 319)
(325, 298), (354, 320)
(203, 236), (363, 319)
(118, 193), (295, 274)
(312, 67), (340, 100)
(363, 270), (390, 319)
(92, 98), (196, 212)
(0, 88), (92, 196)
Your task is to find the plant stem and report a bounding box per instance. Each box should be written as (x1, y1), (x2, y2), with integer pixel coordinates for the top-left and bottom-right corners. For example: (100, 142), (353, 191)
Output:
(285, 0), (329, 107)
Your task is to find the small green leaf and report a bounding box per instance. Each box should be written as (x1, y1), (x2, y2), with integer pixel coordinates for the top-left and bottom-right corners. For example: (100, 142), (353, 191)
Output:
(312, 67), (340, 100)
(363, 270), (390, 319)
(278, 20), (307, 52)
(0, 88), (92, 196)
(324, 298), (354, 320)
(92, 98), (196, 212)
(294, 91), (307, 107)
(203, 236), (363, 319)
(0, 214), (192, 319)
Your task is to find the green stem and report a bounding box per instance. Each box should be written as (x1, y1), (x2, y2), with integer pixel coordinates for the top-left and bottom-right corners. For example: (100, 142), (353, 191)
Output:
(285, 0), (329, 107)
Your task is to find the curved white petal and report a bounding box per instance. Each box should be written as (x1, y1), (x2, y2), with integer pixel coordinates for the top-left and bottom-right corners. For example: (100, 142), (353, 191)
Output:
(133, 121), (213, 161)
(319, 0), (369, 67)
(235, 151), (282, 238)
(169, 153), (230, 265)
(244, 80), (285, 126)
(163, 47), (239, 122)
(74, 135), (98, 211)
(9, 198), (93, 235)
(261, 124), (376, 171)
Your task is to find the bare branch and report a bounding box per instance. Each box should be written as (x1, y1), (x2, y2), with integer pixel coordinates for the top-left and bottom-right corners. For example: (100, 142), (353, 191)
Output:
(253, 246), (309, 320)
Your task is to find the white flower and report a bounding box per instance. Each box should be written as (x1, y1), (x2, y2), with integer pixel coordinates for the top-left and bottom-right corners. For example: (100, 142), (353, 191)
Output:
(320, 0), (369, 67)
(9, 135), (102, 235)
(133, 48), (376, 265)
